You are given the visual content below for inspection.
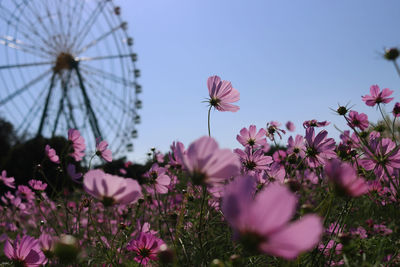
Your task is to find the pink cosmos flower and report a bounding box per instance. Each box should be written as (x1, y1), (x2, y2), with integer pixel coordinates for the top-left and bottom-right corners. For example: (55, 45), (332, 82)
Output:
(168, 141), (185, 167)
(67, 164), (82, 183)
(4, 235), (47, 267)
(285, 121), (296, 132)
(222, 176), (323, 259)
(304, 128), (336, 168)
(178, 136), (240, 186)
(68, 129), (85, 161)
(235, 147), (273, 173)
(287, 135), (306, 158)
(39, 233), (58, 255)
(126, 232), (164, 266)
(17, 185), (35, 201)
(96, 138), (112, 162)
(45, 144), (60, 164)
(347, 110), (369, 131)
(28, 179), (47, 191)
(264, 163), (286, 184)
(236, 125), (267, 148)
(360, 138), (400, 178)
(303, 119), (330, 128)
(272, 150), (287, 163)
(392, 102), (400, 117)
(362, 84), (394, 107)
(207, 75), (240, 112)
(143, 163), (171, 194)
(0, 170), (15, 189)
(325, 159), (368, 197)
(83, 169), (142, 206)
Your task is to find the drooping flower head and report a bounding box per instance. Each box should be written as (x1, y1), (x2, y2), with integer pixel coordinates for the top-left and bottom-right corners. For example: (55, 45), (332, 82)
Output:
(392, 102), (400, 117)
(222, 176), (323, 259)
(303, 119), (330, 128)
(0, 170), (15, 189)
(96, 138), (112, 162)
(325, 159), (368, 197)
(4, 235), (47, 267)
(178, 136), (240, 186)
(362, 84), (394, 107)
(45, 144), (60, 164)
(127, 232), (164, 266)
(266, 121), (286, 141)
(83, 169), (142, 206)
(68, 129), (85, 161)
(207, 75), (240, 112)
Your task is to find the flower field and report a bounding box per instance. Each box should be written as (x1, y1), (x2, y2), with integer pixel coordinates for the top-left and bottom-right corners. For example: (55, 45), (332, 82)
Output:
(2, 70), (400, 266)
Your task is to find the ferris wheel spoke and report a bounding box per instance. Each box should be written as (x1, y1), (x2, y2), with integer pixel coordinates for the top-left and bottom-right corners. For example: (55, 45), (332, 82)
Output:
(0, 35), (55, 59)
(71, 0), (107, 52)
(15, 79), (50, 137)
(0, 3), (59, 54)
(0, 60), (54, 70)
(36, 72), (57, 137)
(82, 73), (133, 115)
(77, 54), (134, 62)
(74, 64), (102, 140)
(0, 69), (52, 106)
(24, 1), (55, 47)
(77, 24), (125, 54)
(80, 64), (133, 86)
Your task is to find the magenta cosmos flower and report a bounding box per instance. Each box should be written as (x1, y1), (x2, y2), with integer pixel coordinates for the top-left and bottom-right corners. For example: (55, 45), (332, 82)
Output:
(4, 235), (47, 267)
(68, 129), (85, 161)
(178, 136), (240, 186)
(235, 147), (273, 173)
(143, 163), (171, 194)
(0, 170), (15, 189)
(362, 84), (394, 107)
(347, 110), (369, 131)
(287, 135), (306, 158)
(222, 176), (323, 259)
(45, 144), (60, 164)
(359, 138), (400, 178)
(83, 169), (142, 206)
(236, 125), (267, 148)
(304, 128), (336, 168)
(207, 75), (240, 112)
(325, 159), (368, 197)
(96, 138), (112, 162)
(127, 232), (164, 266)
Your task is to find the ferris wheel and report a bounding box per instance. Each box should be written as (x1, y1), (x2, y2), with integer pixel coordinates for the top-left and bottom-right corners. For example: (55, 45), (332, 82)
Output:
(0, 0), (141, 156)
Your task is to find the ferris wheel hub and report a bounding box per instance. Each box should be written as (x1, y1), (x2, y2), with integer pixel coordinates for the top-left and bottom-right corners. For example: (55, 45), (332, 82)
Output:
(54, 53), (77, 73)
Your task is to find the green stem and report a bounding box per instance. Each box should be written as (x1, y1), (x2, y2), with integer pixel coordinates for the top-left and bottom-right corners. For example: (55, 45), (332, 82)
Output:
(198, 185), (208, 262)
(207, 106), (212, 137)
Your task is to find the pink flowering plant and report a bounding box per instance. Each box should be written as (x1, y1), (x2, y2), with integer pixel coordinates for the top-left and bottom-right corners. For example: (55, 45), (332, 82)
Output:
(1, 73), (400, 267)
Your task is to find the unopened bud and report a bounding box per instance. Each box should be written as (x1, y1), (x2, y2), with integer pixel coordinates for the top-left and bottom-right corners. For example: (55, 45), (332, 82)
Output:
(384, 48), (399, 61)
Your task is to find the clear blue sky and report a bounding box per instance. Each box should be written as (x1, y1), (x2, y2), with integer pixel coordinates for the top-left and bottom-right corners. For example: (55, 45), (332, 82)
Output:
(119, 0), (400, 163)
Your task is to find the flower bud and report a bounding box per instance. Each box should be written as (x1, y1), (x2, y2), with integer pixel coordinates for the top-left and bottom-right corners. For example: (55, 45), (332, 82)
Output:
(384, 48), (399, 61)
